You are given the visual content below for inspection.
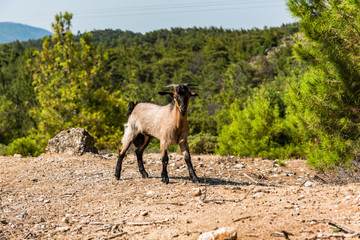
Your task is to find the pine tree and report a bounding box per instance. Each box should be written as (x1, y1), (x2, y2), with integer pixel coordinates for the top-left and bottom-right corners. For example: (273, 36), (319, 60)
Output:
(29, 12), (127, 149)
(287, 0), (360, 168)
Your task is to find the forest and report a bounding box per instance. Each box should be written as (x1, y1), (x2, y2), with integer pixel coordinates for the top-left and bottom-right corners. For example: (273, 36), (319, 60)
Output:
(0, 0), (359, 170)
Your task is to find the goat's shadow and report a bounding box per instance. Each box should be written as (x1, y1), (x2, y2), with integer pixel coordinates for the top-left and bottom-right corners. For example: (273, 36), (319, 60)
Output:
(147, 176), (250, 186)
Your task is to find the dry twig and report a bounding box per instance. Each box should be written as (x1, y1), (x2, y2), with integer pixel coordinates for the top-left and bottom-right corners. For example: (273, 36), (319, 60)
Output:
(302, 218), (360, 239)
(107, 232), (127, 239)
(243, 173), (284, 187)
(233, 215), (252, 222)
(126, 219), (170, 226)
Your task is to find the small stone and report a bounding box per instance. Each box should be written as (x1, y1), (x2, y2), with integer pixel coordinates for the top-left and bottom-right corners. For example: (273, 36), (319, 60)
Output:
(1, 219), (8, 225)
(146, 190), (154, 195)
(190, 188), (202, 197)
(252, 193), (263, 198)
(304, 181), (316, 187)
(43, 199), (51, 203)
(140, 211), (148, 216)
(111, 224), (119, 232)
(16, 213), (28, 219)
(58, 226), (70, 232)
(62, 217), (69, 223)
(14, 154), (22, 158)
(298, 195), (305, 200)
(10, 223), (17, 228)
(198, 227), (237, 240)
(342, 195), (352, 202)
(234, 164), (245, 169)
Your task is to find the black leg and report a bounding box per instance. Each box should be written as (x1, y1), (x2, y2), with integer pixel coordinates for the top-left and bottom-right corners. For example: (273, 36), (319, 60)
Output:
(135, 135), (152, 178)
(115, 143), (132, 180)
(185, 150), (199, 183)
(161, 150), (169, 184)
(115, 150), (125, 180)
(181, 143), (199, 183)
(136, 149), (149, 178)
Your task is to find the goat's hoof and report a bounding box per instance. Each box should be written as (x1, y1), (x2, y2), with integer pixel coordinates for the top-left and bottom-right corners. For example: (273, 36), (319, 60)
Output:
(140, 171), (149, 178)
(191, 177), (200, 183)
(115, 174), (121, 180)
(162, 177), (169, 184)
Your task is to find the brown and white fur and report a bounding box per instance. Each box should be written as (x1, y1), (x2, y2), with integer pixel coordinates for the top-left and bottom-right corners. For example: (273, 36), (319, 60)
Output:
(115, 84), (199, 184)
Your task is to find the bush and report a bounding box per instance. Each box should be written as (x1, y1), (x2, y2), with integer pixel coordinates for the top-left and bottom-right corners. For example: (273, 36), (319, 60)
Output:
(188, 133), (218, 154)
(7, 136), (42, 157)
(0, 144), (8, 155)
(216, 87), (299, 159)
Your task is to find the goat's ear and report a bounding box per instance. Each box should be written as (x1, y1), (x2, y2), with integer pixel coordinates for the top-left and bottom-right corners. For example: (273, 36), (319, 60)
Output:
(190, 91), (198, 97)
(158, 91), (174, 97)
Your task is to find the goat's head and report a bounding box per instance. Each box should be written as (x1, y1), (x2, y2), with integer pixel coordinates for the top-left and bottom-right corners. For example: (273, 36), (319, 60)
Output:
(158, 83), (198, 116)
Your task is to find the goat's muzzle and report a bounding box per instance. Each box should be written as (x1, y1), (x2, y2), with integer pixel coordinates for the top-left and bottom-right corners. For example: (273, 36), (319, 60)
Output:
(180, 106), (187, 116)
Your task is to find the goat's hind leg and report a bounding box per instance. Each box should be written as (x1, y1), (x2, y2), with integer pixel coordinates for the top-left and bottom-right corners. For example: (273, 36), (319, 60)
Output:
(134, 134), (152, 178)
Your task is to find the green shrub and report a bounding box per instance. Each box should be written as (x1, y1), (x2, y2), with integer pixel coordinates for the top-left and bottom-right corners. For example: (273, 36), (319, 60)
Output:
(0, 144), (8, 155)
(216, 87), (299, 159)
(188, 132), (218, 154)
(306, 133), (353, 169)
(7, 136), (42, 157)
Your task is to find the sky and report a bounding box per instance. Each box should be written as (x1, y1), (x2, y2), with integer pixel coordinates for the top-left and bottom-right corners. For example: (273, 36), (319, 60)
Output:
(0, 0), (295, 34)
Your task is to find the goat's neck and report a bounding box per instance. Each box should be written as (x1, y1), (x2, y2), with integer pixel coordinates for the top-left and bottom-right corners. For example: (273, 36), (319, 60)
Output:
(173, 107), (187, 129)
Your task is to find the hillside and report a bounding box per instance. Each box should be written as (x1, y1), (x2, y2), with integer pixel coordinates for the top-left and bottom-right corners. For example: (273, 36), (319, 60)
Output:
(0, 22), (51, 44)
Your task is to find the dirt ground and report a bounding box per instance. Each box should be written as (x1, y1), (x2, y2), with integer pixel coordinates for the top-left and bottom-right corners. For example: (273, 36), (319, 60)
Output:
(1, 152), (360, 240)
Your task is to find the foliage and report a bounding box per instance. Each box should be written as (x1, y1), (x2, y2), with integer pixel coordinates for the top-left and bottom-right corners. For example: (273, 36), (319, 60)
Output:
(28, 12), (127, 149)
(0, 143), (8, 155)
(287, 0), (360, 168)
(217, 86), (299, 159)
(7, 136), (42, 157)
(0, 16), (299, 156)
(188, 133), (218, 154)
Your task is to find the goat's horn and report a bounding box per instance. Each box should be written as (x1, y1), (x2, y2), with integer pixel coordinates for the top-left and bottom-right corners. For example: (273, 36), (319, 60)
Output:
(183, 83), (198, 87)
(164, 84), (179, 88)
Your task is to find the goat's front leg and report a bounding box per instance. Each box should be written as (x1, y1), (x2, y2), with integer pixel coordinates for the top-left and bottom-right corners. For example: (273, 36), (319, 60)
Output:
(180, 142), (199, 183)
(160, 143), (169, 184)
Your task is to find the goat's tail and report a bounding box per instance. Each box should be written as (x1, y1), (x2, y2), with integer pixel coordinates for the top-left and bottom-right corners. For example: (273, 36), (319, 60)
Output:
(127, 102), (137, 116)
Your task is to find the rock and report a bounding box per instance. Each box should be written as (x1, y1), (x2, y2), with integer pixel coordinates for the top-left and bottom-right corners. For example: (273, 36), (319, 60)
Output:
(298, 195), (305, 200)
(190, 188), (202, 197)
(252, 193), (264, 198)
(46, 128), (98, 155)
(304, 181), (316, 187)
(62, 217), (69, 224)
(198, 227), (237, 240)
(16, 213), (28, 219)
(234, 164), (245, 169)
(140, 211), (149, 216)
(13, 154), (22, 158)
(58, 226), (70, 232)
(146, 190), (154, 195)
(342, 195), (352, 202)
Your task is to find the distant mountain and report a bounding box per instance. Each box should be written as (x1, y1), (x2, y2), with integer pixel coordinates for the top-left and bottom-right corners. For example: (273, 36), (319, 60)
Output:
(0, 22), (52, 44)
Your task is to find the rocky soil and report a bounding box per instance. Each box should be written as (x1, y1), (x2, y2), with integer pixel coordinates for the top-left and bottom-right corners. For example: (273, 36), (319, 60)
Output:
(1, 152), (360, 239)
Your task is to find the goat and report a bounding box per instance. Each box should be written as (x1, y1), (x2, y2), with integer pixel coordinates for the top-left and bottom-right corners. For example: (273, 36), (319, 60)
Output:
(115, 83), (199, 184)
